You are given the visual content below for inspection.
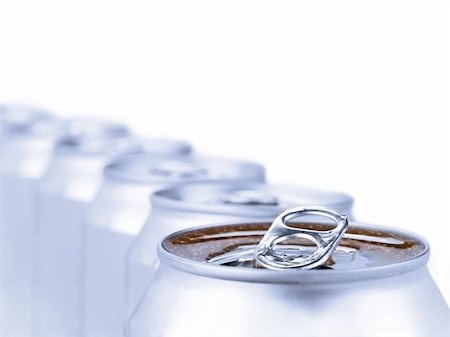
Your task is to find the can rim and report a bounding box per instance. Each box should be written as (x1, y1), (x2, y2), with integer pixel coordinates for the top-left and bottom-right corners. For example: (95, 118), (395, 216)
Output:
(151, 181), (354, 218)
(157, 220), (430, 284)
(53, 120), (133, 155)
(137, 138), (192, 156)
(103, 155), (266, 185)
(0, 105), (63, 138)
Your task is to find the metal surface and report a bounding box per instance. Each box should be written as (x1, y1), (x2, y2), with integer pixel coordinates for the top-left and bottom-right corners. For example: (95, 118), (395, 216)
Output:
(83, 156), (265, 336)
(0, 104), (53, 136)
(132, 138), (191, 157)
(254, 207), (348, 270)
(219, 189), (280, 205)
(34, 119), (136, 336)
(103, 154), (265, 185)
(0, 105), (64, 178)
(0, 105), (63, 336)
(126, 181), (354, 322)
(35, 121), (193, 336)
(128, 221), (449, 337)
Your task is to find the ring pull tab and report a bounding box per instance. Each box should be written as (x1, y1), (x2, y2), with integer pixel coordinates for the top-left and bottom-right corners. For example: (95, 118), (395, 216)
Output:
(254, 207), (348, 270)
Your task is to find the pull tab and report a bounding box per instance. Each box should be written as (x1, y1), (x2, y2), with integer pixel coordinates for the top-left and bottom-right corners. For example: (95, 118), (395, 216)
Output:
(219, 190), (279, 206)
(254, 207), (348, 270)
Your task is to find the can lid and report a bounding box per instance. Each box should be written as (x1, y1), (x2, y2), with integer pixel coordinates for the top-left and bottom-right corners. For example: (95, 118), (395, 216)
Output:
(149, 160), (209, 179)
(135, 138), (192, 156)
(103, 155), (265, 185)
(151, 181), (353, 217)
(158, 214), (429, 284)
(0, 104), (62, 137)
(219, 189), (280, 206)
(55, 119), (133, 155)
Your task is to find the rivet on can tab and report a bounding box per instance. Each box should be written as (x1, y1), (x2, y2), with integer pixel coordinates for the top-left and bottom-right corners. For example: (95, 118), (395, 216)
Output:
(254, 207), (349, 270)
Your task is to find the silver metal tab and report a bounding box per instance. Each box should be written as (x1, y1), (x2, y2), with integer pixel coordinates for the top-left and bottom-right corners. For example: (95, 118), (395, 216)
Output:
(254, 207), (348, 270)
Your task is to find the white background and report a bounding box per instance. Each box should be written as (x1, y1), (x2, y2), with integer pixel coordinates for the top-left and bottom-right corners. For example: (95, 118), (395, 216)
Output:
(0, 0), (448, 304)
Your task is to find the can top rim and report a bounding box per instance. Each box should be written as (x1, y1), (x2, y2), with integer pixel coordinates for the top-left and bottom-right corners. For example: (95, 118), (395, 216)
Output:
(135, 138), (192, 156)
(151, 181), (354, 217)
(0, 105), (63, 137)
(157, 221), (430, 284)
(53, 120), (133, 155)
(103, 154), (265, 185)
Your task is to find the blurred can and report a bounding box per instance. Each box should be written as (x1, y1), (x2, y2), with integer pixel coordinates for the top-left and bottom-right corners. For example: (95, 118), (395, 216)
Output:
(0, 103), (52, 136)
(0, 105), (64, 335)
(128, 218), (449, 337)
(84, 156), (266, 336)
(34, 120), (191, 335)
(126, 182), (353, 323)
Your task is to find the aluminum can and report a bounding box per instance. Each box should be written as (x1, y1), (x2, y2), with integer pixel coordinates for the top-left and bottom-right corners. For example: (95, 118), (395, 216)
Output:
(0, 105), (64, 336)
(84, 156), (266, 336)
(0, 103), (52, 136)
(34, 120), (192, 335)
(126, 182), (353, 323)
(128, 219), (449, 337)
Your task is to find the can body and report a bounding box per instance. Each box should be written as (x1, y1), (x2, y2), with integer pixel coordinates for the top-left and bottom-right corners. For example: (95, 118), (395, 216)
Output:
(35, 153), (115, 334)
(0, 136), (53, 281)
(128, 221), (449, 337)
(84, 181), (162, 337)
(83, 157), (265, 336)
(0, 106), (60, 335)
(34, 121), (134, 335)
(126, 182), (354, 321)
(129, 265), (448, 337)
(125, 205), (254, 319)
(36, 136), (193, 335)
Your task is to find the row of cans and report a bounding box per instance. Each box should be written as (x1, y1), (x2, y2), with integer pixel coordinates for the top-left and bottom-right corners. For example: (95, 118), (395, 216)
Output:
(0, 105), (448, 337)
